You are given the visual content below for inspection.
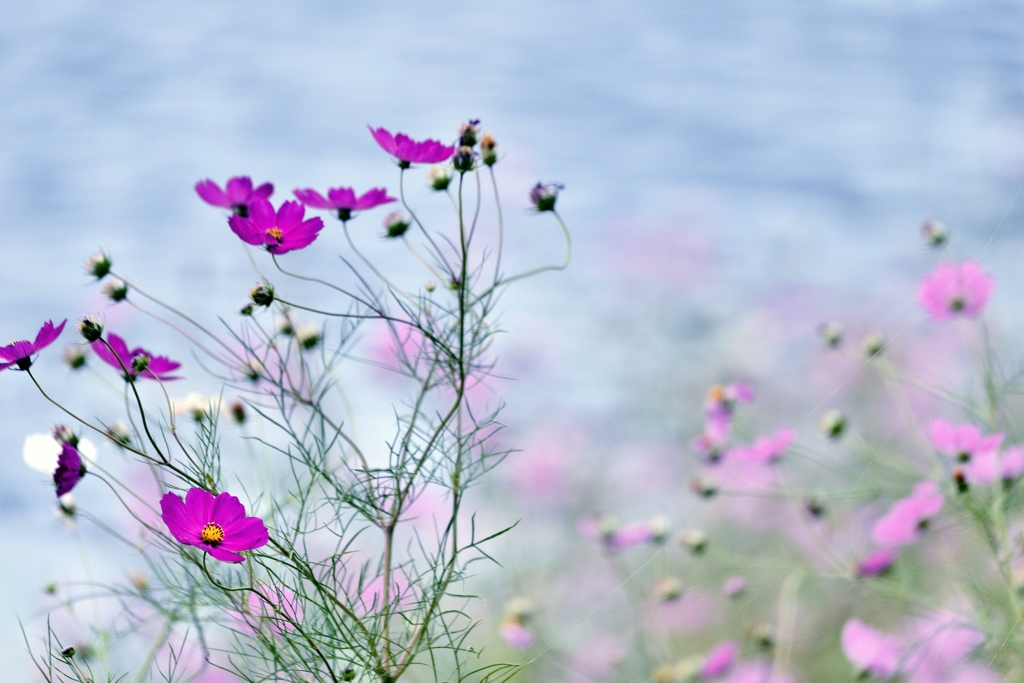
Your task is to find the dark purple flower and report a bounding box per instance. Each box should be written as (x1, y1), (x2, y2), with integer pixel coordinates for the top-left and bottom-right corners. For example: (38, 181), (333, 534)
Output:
(92, 333), (182, 381)
(54, 442), (85, 497)
(293, 186), (396, 221)
(0, 319), (67, 371)
(160, 488), (269, 563)
(195, 176), (273, 216)
(228, 199), (324, 255)
(529, 182), (564, 212)
(368, 126), (455, 167)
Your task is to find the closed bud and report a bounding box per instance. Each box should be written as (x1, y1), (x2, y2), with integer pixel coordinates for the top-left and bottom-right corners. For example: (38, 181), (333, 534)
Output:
(427, 166), (452, 191)
(130, 572), (149, 592)
(342, 668), (356, 682)
(480, 132), (498, 166)
(655, 576), (683, 602)
(84, 252), (111, 279)
(51, 424), (76, 446)
(77, 315), (104, 343)
(804, 497), (826, 518)
(296, 325), (321, 350)
(103, 280), (128, 302)
(723, 576), (747, 598)
(649, 516), (670, 543)
(749, 622), (774, 649)
(817, 321), (843, 348)
(61, 647), (76, 658)
(249, 282), (275, 307)
(458, 119), (480, 147)
(44, 582), (57, 595)
(953, 467), (968, 493)
(240, 304), (254, 316)
(921, 219), (949, 247)
(230, 400), (246, 424)
(678, 528), (708, 555)
(690, 476), (719, 499)
(818, 409), (846, 439)
(425, 282), (437, 293)
(862, 332), (884, 358)
(452, 145), (475, 173)
(106, 421), (131, 448)
(382, 211), (411, 239)
(63, 345), (88, 370)
(529, 182), (562, 212)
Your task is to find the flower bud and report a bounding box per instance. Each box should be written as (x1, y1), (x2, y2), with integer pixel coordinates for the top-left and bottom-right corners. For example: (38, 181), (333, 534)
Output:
(296, 325), (321, 350)
(655, 576), (683, 602)
(480, 132), (498, 166)
(106, 421), (131, 448)
(342, 668), (356, 682)
(44, 582), (57, 595)
(817, 321), (843, 348)
(63, 345), (88, 370)
(862, 332), (884, 358)
(425, 282), (437, 293)
(241, 357), (263, 382)
(276, 317), (295, 336)
(61, 647), (76, 658)
(103, 280), (128, 303)
(77, 315), (104, 343)
(818, 409), (846, 439)
(921, 219), (949, 247)
(690, 476), (719, 499)
(649, 515), (670, 543)
(249, 282), (275, 308)
(529, 182), (562, 212)
(427, 166), (452, 191)
(382, 211), (411, 238)
(130, 572), (149, 592)
(749, 622), (774, 649)
(58, 493), (77, 517)
(452, 145), (475, 173)
(722, 576), (746, 598)
(953, 467), (968, 494)
(230, 400), (246, 424)
(84, 252), (111, 279)
(678, 528), (708, 554)
(458, 119), (480, 147)
(804, 497), (826, 518)
(51, 424), (77, 446)
(240, 304), (254, 316)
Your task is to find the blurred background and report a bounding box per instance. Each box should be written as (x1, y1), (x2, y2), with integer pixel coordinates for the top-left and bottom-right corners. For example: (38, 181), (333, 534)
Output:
(3, 1), (1024, 679)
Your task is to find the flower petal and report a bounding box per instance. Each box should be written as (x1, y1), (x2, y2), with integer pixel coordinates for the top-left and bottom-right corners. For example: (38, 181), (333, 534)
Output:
(221, 516), (269, 552)
(211, 491), (247, 527)
(206, 545), (246, 563)
(195, 180), (231, 208)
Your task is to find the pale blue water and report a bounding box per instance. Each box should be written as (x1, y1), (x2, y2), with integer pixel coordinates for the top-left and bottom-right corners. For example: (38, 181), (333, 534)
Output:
(2, 0), (1024, 675)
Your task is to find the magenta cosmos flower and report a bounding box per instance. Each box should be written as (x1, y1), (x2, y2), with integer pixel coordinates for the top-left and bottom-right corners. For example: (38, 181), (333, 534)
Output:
(857, 547), (899, 577)
(160, 488), (269, 563)
(368, 125), (455, 167)
(917, 260), (993, 321)
(54, 442), (86, 497)
(700, 640), (739, 679)
(228, 198), (324, 255)
(0, 319), (66, 371)
(732, 427), (795, 464)
(195, 176), (273, 216)
(92, 333), (181, 381)
(841, 619), (901, 678)
(293, 186), (396, 221)
(871, 481), (944, 547)
(929, 419), (1003, 462)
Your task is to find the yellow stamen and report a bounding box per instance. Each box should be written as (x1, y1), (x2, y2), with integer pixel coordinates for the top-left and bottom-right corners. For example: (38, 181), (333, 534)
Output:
(707, 384), (725, 402)
(266, 226), (283, 242)
(200, 522), (225, 546)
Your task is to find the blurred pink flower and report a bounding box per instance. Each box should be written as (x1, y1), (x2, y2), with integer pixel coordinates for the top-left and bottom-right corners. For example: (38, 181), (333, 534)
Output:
(929, 420), (1003, 462)
(692, 411), (731, 462)
(499, 620), (534, 649)
(857, 548), (899, 577)
(722, 576), (747, 597)
(871, 481), (944, 547)
(646, 590), (721, 633)
(732, 428), (795, 465)
(917, 260), (993, 321)
(567, 633), (626, 681)
(704, 382), (755, 421)
(902, 615), (995, 683)
(700, 640), (739, 679)
(721, 659), (793, 683)
(963, 445), (1024, 485)
(578, 516), (666, 551)
(841, 618), (902, 678)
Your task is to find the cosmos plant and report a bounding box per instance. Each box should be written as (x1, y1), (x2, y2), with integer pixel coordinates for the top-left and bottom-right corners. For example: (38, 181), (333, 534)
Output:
(11, 120), (571, 683)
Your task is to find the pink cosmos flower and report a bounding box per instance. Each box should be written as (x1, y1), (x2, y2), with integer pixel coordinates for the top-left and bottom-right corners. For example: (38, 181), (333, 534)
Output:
(92, 333), (181, 381)
(54, 442), (85, 497)
(722, 576), (747, 597)
(857, 548), (899, 577)
(368, 125), (455, 167)
(228, 198), (325, 255)
(903, 615), (996, 683)
(929, 419), (1003, 462)
(578, 516), (666, 551)
(963, 445), (1024, 485)
(872, 481), (945, 547)
(160, 488), (269, 563)
(499, 620), (534, 649)
(293, 186), (396, 221)
(0, 319), (66, 371)
(700, 640), (739, 679)
(732, 428), (795, 464)
(195, 176), (273, 215)
(692, 411), (731, 462)
(704, 382), (755, 421)
(841, 619), (902, 678)
(917, 260), (993, 321)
